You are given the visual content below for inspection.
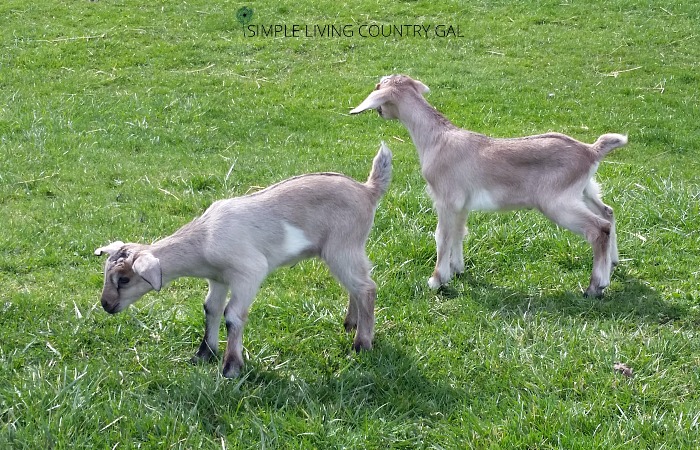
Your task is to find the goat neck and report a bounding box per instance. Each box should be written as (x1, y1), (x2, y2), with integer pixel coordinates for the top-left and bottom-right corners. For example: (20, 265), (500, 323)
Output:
(149, 220), (210, 282)
(395, 92), (458, 166)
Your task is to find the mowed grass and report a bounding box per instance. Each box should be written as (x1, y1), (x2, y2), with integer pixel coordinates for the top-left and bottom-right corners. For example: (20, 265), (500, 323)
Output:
(1, 0), (699, 448)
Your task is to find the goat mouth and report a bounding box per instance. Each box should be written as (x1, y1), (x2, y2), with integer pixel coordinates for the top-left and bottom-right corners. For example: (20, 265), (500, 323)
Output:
(102, 302), (122, 314)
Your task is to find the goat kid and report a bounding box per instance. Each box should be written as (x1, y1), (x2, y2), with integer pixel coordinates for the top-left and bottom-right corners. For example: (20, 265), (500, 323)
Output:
(95, 142), (392, 378)
(351, 75), (627, 297)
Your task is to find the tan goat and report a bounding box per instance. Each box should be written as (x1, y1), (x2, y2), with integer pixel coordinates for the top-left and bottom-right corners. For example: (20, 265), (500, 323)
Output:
(351, 75), (627, 297)
(95, 142), (392, 378)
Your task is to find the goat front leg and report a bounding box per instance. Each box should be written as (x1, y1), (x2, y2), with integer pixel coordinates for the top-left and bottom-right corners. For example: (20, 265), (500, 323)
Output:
(222, 272), (265, 378)
(192, 280), (229, 363)
(429, 207), (463, 289)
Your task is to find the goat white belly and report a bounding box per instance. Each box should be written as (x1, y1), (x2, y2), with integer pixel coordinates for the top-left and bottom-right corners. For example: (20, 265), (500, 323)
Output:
(468, 190), (499, 211)
(282, 222), (312, 259)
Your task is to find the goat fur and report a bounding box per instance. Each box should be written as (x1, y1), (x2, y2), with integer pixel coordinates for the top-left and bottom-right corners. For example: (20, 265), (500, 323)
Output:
(95, 142), (392, 377)
(351, 75), (627, 297)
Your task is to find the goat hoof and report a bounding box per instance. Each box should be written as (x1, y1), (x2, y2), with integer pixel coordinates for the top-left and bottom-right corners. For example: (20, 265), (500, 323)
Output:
(192, 342), (218, 363)
(190, 355), (205, 365)
(450, 262), (465, 276)
(222, 360), (242, 379)
(352, 339), (372, 352)
(427, 276), (443, 290)
(343, 319), (358, 332)
(191, 352), (217, 365)
(584, 286), (605, 299)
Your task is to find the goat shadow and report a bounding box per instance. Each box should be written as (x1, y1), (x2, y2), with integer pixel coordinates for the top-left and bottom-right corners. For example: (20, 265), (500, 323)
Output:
(443, 264), (686, 325)
(156, 340), (467, 437)
(140, 270), (680, 438)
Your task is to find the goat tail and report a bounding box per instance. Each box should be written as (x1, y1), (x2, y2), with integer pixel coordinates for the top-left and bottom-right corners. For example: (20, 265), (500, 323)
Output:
(592, 133), (628, 158)
(365, 141), (393, 201)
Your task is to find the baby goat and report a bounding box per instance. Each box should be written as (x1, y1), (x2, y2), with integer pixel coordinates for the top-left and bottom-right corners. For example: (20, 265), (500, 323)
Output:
(351, 75), (627, 297)
(95, 142), (392, 378)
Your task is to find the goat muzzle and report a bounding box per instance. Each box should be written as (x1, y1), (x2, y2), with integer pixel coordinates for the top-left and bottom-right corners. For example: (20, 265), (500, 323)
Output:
(101, 296), (121, 314)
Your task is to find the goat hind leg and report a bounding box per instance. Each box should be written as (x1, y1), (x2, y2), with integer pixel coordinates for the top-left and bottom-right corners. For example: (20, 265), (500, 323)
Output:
(343, 295), (359, 332)
(325, 253), (376, 350)
(350, 283), (376, 351)
(544, 202), (612, 297)
(584, 221), (612, 298)
(583, 181), (618, 267)
(449, 211), (469, 276)
(596, 204), (618, 269)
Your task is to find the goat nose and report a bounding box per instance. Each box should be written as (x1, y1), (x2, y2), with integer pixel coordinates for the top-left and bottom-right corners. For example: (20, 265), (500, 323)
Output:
(101, 298), (119, 314)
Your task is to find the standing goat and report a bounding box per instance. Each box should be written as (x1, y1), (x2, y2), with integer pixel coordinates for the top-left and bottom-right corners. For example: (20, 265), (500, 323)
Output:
(351, 75), (626, 297)
(95, 142), (392, 378)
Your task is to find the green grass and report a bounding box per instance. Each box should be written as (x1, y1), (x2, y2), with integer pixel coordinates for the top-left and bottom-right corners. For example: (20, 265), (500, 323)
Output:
(2, 0), (699, 448)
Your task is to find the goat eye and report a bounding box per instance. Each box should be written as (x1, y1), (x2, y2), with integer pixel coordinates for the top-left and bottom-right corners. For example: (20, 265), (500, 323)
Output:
(118, 276), (130, 286)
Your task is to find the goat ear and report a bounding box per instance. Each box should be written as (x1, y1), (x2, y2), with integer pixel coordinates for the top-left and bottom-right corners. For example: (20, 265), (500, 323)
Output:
(94, 241), (125, 256)
(412, 79), (430, 95)
(132, 252), (162, 291)
(350, 89), (391, 114)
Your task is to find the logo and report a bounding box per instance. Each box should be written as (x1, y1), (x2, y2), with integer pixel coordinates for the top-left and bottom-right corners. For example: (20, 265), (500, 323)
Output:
(236, 7), (253, 26)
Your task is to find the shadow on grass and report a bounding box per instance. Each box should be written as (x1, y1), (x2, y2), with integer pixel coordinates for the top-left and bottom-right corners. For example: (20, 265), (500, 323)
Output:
(447, 265), (688, 325)
(156, 341), (467, 438)
(263, 341), (461, 412)
(140, 273), (688, 439)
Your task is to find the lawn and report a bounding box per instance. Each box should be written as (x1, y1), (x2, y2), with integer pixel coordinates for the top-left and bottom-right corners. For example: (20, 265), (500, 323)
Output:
(1, 0), (699, 448)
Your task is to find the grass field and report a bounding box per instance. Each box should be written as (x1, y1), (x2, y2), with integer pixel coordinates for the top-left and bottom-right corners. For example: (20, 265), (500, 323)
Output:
(1, 0), (699, 448)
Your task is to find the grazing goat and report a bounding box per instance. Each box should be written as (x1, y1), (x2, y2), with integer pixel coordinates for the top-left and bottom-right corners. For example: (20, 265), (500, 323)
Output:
(95, 142), (392, 378)
(351, 75), (627, 297)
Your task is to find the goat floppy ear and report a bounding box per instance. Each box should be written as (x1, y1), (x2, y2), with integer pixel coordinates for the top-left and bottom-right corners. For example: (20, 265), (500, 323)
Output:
(350, 89), (391, 114)
(132, 252), (162, 291)
(94, 241), (125, 256)
(412, 79), (430, 95)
